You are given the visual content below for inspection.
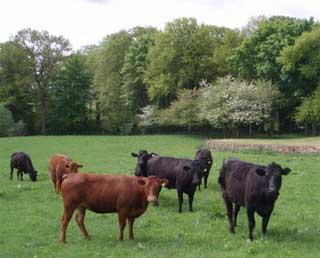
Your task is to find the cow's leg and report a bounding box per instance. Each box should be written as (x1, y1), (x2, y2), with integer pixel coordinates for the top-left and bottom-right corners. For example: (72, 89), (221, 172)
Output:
(222, 193), (234, 233)
(204, 174), (208, 189)
(188, 193), (194, 212)
(233, 204), (240, 227)
(60, 206), (76, 243)
(198, 178), (202, 191)
(56, 178), (61, 194)
(75, 207), (90, 240)
(17, 170), (23, 181)
(118, 213), (127, 241)
(177, 190), (183, 213)
(127, 217), (135, 240)
(262, 212), (272, 235)
(10, 165), (14, 180)
(51, 172), (57, 193)
(247, 208), (255, 241)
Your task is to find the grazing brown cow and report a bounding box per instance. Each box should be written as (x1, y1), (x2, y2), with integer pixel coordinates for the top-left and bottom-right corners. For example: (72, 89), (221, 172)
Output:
(60, 173), (168, 243)
(48, 154), (82, 193)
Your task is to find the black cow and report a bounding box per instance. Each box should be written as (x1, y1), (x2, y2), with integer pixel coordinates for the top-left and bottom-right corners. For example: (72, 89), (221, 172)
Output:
(131, 150), (202, 212)
(195, 148), (213, 190)
(10, 152), (38, 181)
(218, 159), (291, 241)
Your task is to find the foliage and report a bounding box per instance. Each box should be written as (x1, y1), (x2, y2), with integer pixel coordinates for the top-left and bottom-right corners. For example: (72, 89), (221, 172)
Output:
(295, 85), (320, 124)
(0, 104), (25, 136)
(231, 16), (315, 83)
(121, 27), (158, 113)
(200, 76), (280, 134)
(15, 28), (71, 134)
(156, 89), (204, 129)
(48, 53), (94, 134)
(144, 18), (234, 107)
(93, 31), (133, 133)
(0, 41), (35, 133)
(278, 26), (320, 96)
(136, 105), (159, 133)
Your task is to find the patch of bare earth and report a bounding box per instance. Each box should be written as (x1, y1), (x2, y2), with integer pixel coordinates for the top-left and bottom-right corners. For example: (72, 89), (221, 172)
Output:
(206, 140), (320, 153)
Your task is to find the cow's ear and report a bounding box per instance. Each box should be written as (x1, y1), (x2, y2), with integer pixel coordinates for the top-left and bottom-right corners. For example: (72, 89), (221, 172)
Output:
(255, 168), (266, 176)
(150, 152), (157, 157)
(160, 178), (168, 187)
(137, 179), (146, 185)
(77, 164), (83, 168)
(131, 152), (138, 157)
(183, 166), (191, 171)
(282, 167), (291, 175)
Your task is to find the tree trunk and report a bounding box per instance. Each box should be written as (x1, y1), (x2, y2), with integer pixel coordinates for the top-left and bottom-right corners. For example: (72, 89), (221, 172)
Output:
(96, 102), (101, 128)
(274, 110), (280, 133)
(304, 122), (309, 136)
(39, 89), (47, 135)
(249, 124), (252, 137)
(312, 122), (317, 136)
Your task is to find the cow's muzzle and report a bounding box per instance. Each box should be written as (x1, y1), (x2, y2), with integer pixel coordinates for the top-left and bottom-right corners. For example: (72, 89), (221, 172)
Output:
(147, 195), (158, 205)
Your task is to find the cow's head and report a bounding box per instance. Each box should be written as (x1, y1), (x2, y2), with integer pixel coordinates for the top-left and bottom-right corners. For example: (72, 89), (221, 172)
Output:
(255, 162), (291, 194)
(131, 150), (157, 176)
(183, 160), (202, 186)
(29, 170), (38, 182)
(195, 149), (213, 174)
(137, 176), (168, 205)
(66, 162), (83, 173)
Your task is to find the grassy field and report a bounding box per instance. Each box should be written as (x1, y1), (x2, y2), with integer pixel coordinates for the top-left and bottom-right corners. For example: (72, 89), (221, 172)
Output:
(0, 135), (319, 258)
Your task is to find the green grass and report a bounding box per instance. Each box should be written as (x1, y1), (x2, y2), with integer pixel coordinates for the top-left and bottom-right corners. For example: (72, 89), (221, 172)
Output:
(0, 135), (319, 258)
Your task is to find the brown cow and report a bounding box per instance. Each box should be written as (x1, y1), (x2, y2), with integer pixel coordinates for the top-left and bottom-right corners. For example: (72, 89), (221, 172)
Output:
(48, 154), (82, 193)
(59, 173), (168, 243)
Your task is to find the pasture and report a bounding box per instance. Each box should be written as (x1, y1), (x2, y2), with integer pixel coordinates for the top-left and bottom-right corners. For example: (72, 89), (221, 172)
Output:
(0, 135), (319, 258)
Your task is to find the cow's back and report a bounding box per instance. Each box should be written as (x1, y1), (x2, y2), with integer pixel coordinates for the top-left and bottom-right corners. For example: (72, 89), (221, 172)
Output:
(220, 160), (256, 207)
(147, 156), (192, 188)
(11, 152), (34, 172)
(49, 154), (71, 170)
(61, 173), (146, 214)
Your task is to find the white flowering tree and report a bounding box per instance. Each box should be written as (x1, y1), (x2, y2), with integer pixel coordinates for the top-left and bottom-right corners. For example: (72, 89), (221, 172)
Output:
(200, 76), (280, 136)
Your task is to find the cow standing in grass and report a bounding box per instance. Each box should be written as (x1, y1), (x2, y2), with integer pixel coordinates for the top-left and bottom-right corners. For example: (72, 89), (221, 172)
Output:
(131, 150), (202, 212)
(218, 159), (291, 241)
(48, 154), (82, 194)
(10, 152), (38, 181)
(59, 173), (168, 242)
(195, 148), (213, 190)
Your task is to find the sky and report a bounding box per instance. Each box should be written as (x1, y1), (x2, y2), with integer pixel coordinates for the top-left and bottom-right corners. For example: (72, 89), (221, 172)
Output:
(1, 0), (320, 49)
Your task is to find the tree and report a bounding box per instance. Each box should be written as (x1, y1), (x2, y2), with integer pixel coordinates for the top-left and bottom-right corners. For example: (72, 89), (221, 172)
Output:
(231, 16), (315, 83)
(93, 30), (132, 133)
(200, 76), (280, 136)
(278, 26), (320, 97)
(0, 104), (25, 136)
(0, 41), (35, 133)
(295, 85), (320, 135)
(48, 53), (93, 134)
(121, 27), (158, 113)
(230, 16), (316, 131)
(144, 18), (226, 107)
(15, 28), (71, 134)
(156, 89), (204, 130)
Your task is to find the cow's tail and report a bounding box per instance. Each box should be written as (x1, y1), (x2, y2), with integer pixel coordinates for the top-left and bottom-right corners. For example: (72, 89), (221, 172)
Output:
(218, 158), (227, 189)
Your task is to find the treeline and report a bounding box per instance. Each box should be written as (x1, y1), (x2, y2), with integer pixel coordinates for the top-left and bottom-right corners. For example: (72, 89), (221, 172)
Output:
(1, 16), (320, 136)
